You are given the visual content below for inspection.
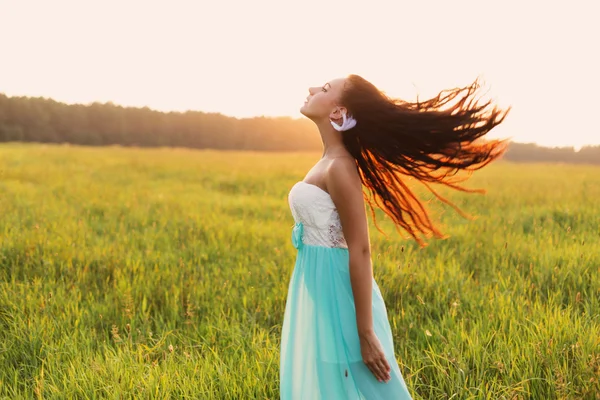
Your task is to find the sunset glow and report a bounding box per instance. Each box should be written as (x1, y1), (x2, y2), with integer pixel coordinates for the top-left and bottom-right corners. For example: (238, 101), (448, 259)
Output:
(0, 0), (598, 149)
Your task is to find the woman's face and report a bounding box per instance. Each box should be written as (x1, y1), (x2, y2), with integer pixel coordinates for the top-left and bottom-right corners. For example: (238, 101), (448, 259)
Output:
(300, 77), (347, 120)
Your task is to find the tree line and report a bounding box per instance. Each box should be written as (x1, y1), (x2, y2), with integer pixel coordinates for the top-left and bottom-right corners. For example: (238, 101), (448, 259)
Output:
(0, 93), (598, 164)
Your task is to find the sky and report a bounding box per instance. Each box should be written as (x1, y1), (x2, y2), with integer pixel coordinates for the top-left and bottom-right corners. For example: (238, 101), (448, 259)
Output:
(0, 0), (598, 149)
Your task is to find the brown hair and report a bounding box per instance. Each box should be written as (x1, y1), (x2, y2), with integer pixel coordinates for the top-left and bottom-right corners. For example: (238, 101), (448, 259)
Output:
(340, 74), (511, 247)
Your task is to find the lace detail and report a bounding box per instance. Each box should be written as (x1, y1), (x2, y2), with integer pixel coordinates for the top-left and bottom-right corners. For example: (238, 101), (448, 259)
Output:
(288, 181), (348, 249)
(328, 215), (346, 248)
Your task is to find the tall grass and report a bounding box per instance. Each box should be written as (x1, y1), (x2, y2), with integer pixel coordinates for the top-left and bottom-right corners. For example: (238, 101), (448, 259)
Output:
(0, 143), (598, 399)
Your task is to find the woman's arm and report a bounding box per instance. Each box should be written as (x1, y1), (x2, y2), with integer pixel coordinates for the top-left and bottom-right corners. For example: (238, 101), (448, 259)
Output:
(327, 158), (391, 383)
(326, 159), (373, 335)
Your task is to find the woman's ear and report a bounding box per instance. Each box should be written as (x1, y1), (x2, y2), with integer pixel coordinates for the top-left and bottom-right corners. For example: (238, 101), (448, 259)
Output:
(329, 106), (347, 121)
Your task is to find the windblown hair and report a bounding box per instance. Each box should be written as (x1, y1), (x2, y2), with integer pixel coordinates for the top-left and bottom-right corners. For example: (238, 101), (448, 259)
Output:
(340, 74), (511, 247)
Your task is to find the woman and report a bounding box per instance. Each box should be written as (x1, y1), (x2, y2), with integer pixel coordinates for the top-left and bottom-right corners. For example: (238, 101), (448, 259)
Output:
(279, 74), (510, 399)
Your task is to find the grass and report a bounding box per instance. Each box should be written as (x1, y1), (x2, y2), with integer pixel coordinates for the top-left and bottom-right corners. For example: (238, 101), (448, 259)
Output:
(0, 142), (598, 399)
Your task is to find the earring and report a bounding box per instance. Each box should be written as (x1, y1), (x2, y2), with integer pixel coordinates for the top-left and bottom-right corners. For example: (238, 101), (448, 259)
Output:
(330, 110), (357, 131)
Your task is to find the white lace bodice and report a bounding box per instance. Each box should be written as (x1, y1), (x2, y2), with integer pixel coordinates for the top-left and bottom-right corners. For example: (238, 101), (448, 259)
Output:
(288, 181), (348, 249)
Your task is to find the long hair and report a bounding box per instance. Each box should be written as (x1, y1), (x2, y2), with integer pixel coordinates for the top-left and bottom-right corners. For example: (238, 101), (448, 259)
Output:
(340, 74), (511, 247)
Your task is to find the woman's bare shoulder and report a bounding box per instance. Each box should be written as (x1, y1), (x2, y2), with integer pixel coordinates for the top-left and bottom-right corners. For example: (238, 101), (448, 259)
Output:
(325, 156), (361, 193)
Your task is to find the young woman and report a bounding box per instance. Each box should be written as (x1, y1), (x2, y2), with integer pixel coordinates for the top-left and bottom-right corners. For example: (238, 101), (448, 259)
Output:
(279, 74), (510, 399)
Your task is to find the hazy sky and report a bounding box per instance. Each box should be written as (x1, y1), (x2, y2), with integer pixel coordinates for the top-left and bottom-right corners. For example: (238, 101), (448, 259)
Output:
(1, 0), (598, 149)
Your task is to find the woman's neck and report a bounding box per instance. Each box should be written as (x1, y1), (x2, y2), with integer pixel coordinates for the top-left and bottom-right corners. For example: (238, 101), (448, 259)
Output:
(315, 119), (349, 159)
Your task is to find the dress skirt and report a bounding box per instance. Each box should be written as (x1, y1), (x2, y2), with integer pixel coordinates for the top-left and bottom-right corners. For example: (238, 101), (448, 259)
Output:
(279, 227), (413, 399)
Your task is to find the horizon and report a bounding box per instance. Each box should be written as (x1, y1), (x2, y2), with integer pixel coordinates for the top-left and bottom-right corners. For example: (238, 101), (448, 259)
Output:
(1, 0), (598, 150)
(1, 90), (597, 151)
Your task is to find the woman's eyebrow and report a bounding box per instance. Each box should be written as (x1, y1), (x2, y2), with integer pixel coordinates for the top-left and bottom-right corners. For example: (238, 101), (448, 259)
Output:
(324, 83), (331, 89)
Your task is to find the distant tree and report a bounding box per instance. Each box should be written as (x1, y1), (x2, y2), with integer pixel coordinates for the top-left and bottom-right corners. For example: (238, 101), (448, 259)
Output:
(0, 92), (598, 164)
(503, 142), (599, 164)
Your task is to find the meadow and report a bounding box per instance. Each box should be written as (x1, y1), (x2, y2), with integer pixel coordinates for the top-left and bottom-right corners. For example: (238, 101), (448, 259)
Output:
(0, 142), (598, 399)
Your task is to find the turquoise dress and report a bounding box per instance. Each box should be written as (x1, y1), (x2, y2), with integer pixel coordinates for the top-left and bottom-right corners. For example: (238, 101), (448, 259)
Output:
(280, 181), (413, 399)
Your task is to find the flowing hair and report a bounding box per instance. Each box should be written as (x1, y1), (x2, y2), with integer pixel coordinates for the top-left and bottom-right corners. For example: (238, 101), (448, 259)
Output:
(340, 74), (511, 247)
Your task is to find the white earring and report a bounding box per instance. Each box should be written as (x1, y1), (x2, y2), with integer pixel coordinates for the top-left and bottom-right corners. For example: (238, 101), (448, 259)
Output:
(330, 110), (357, 131)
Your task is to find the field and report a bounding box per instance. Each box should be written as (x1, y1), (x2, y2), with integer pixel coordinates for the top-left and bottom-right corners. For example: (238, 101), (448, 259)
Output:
(0, 143), (599, 399)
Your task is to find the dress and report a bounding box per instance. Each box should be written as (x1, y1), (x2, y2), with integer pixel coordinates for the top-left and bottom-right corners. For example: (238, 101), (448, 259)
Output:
(279, 181), (413, 399)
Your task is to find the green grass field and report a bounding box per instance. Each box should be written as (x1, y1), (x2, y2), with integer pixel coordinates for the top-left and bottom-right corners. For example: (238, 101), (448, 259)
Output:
(0, 143), (598, 399)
